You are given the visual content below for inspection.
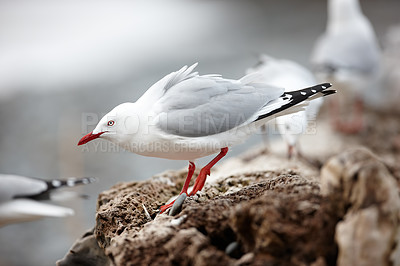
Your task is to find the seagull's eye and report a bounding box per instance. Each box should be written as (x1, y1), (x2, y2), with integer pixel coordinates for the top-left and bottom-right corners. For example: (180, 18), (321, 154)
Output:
(107, 120), (115, 127)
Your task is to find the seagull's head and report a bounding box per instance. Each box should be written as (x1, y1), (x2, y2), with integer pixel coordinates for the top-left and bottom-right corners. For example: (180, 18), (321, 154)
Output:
(78, 103), (138, 146)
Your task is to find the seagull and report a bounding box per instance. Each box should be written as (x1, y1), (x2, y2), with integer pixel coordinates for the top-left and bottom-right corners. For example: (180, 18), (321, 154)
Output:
(78, 63), (335, 213)
(247, 55), (323, 159)
(311, 0), (381, 134)
(0, 175), (95, 226)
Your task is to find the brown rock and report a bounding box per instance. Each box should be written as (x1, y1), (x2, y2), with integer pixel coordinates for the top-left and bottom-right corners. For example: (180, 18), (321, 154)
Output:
(230, 175), (340, 266)
(95, 169), (190, 249)
(62, 99), (400, 266)
(88, 147), (400, 266)
(56, 229), (111, 266)
(94, 167), (342, 266)
(321, 148), (400, 266)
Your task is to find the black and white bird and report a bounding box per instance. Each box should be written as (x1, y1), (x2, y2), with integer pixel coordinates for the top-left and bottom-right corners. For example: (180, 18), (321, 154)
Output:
(0, 175), (95, 226)
(311, 0), (381, 133)
(77, 63), (335, 213)
(247, 55), (324, 159)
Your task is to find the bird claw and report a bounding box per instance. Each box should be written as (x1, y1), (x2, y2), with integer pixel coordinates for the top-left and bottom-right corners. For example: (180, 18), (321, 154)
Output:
(201, 168), (211, 177)
(159, 202), (174, 214)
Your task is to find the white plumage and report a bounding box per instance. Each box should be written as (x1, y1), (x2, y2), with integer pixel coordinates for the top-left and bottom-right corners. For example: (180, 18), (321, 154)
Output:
(311, 0), (380, 85)
(79, 63), (333, 160)
(0, 175), (95, 226)
(78, 63), (335, 212)
(311, 0), (381, 132)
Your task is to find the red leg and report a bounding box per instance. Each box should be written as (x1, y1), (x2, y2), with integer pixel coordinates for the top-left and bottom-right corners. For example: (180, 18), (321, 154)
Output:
(189, 147), (228, 196)
(351, 98), (364, 131)
(159, 161), (195, 213)
(180, 161), (196, 195)
(288, 144), (294, 160)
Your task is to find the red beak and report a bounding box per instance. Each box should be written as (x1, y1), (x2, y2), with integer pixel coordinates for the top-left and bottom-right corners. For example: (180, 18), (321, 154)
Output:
(78, 132), (104, 146)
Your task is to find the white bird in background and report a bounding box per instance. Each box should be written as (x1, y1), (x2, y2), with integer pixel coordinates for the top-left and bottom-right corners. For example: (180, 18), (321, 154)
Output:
(78, 63), (335, 213)
(0, 175), (95, 227)
(311, 0), (381, 134)
(247, 55), (323, 159)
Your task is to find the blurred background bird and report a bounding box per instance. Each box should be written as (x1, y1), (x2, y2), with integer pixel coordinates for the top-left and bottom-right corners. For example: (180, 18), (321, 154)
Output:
(247, 55), (323, 159)
(0, 175), (95, 227)
(311, 0), (381, 134)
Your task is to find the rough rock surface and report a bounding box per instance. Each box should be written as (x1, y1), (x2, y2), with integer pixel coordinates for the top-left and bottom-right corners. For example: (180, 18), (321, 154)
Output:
(321, 149), (400, 266)
(95, 172), (190, 249)
(98, 170), (330, 266)
(56, 229), (111, 266)
(67, 104), (399, 266)
(93, 151), (399, 265)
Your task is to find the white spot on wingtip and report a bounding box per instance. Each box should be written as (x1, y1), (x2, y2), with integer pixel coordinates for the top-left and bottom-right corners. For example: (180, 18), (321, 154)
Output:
(322, 86), (326, 89)
(311, 89), (317, 93)
(52, 180), (62, 187)
(300, 92), (306, 95)
(67, 179), (76, 187)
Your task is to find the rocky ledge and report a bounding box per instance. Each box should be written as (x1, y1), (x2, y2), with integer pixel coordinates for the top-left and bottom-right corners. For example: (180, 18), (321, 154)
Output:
(58, 108), (400, 266)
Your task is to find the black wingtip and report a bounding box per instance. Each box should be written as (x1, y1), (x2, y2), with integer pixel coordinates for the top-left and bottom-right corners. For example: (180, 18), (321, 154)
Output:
(254, 82), (336, 122)
(322, 89), (337, 96)
(46, 177), (97, 190)
(319, 82), (332, 89)
(66, 177), (97, 186)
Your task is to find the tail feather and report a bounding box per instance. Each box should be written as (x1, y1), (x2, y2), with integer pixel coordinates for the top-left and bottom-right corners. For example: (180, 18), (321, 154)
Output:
(18, 177), (96, 201)
(255, 83), (336, 122)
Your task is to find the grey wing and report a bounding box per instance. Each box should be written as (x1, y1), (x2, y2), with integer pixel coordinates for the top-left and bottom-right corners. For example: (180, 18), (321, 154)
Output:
(154, 76), (284, 137)
(0, 175), (47, 202)
(312, 31), (380, 74)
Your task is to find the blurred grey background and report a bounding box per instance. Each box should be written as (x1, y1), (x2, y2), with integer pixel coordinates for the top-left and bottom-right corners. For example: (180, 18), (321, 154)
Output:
(0, 0), (399, 265)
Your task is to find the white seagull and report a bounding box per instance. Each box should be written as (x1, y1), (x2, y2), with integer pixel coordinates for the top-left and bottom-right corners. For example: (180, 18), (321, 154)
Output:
(78, 63), (335, 213)
(0, 175), (95, 226)
(247, 55), (323, 159)
(311, 0), (381, 133)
